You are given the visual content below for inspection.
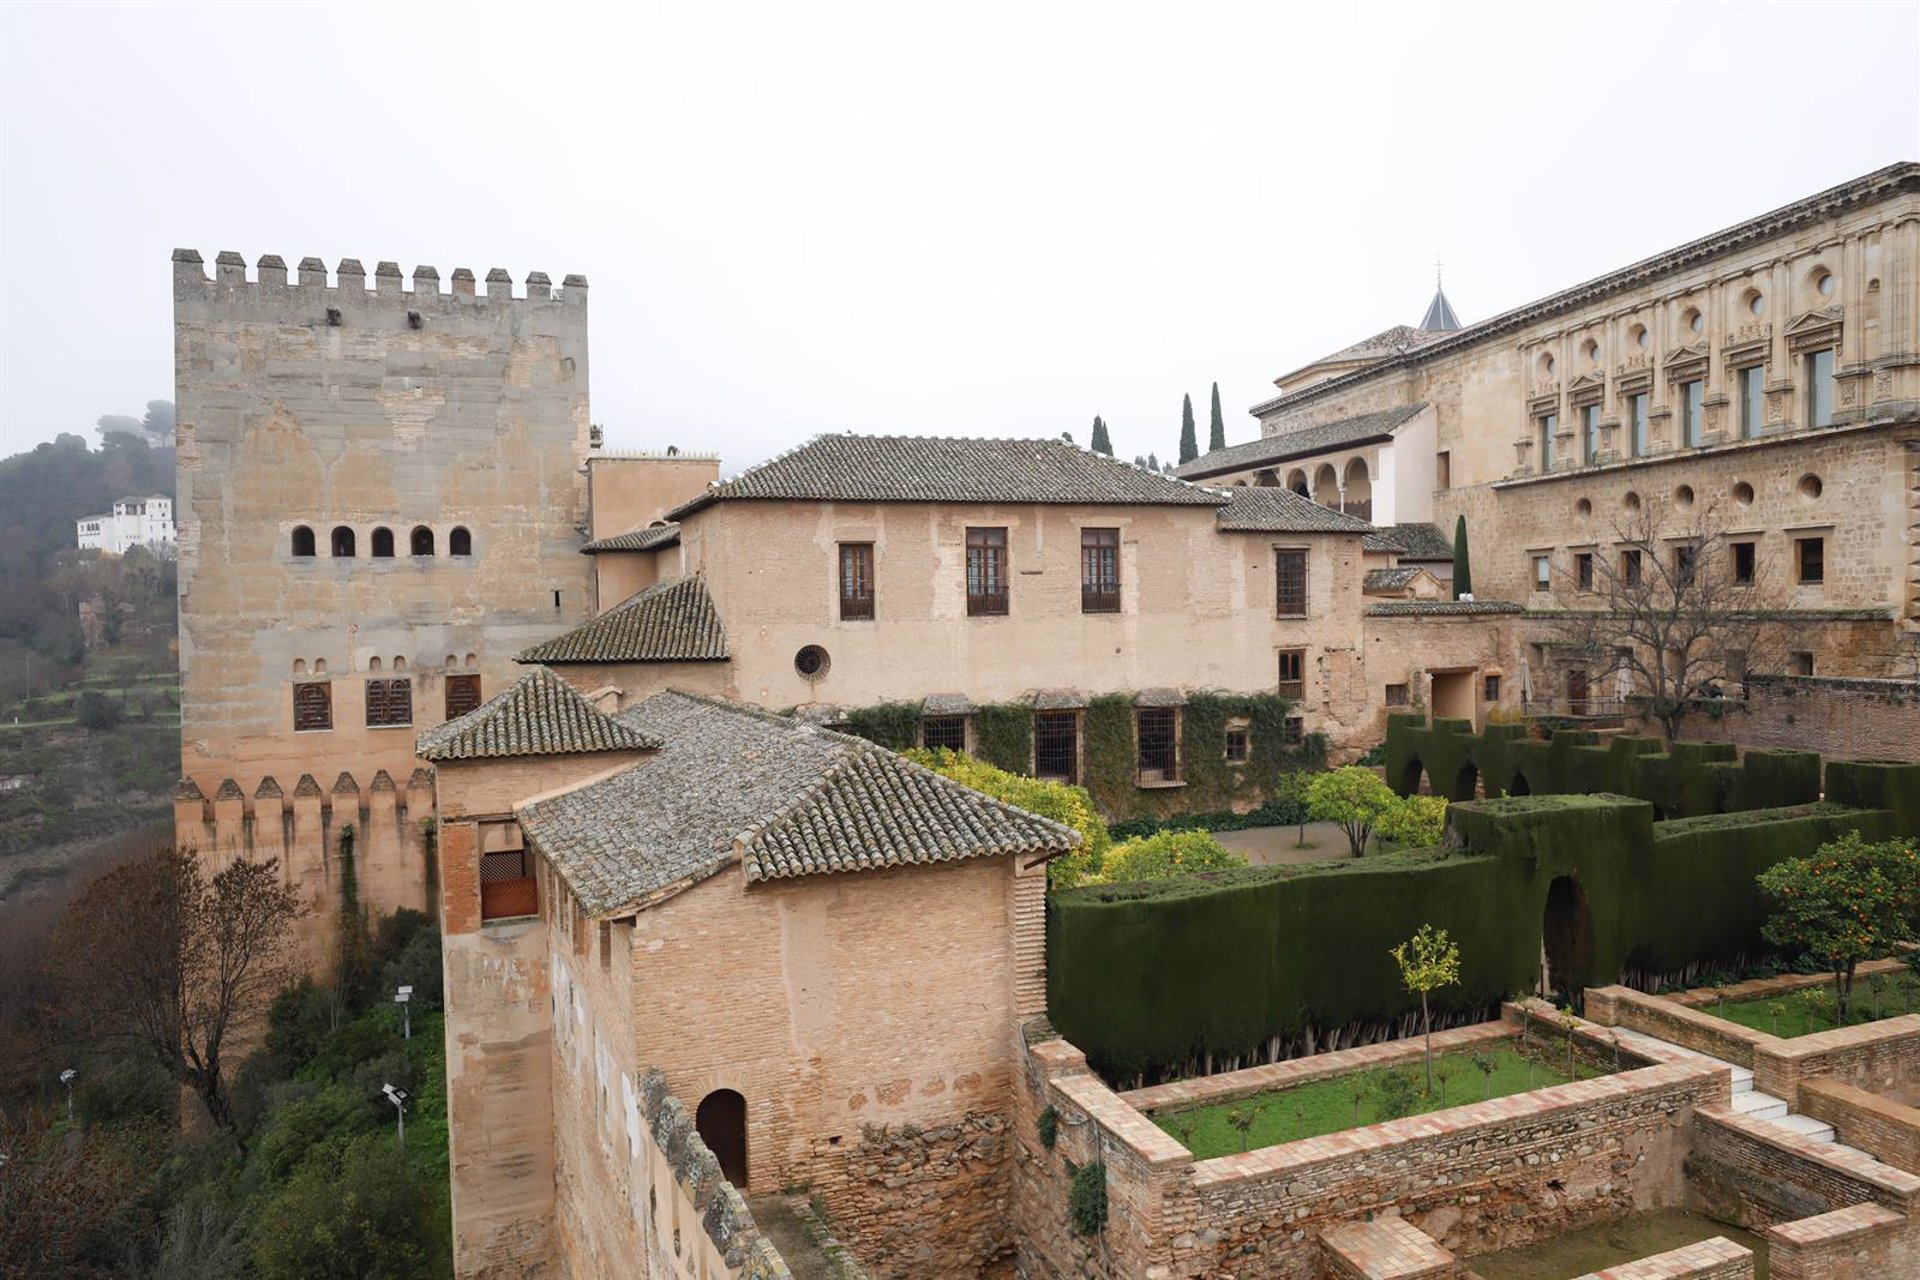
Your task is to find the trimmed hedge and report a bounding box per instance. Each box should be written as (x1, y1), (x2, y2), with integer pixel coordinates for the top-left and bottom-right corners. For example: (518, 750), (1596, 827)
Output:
(1049, 783), (1918, 1081)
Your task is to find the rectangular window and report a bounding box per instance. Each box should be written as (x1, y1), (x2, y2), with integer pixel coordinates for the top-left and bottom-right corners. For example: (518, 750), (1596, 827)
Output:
(1581, 405), (1599, 465)
(1384, 683), (1410, 708)
(1436, 452), (1451, 491)
(1805, 348), (1834, 428)
(1531, 554), (1550, 591)
(1796, 536), (1825, 585)
(1680, 380), (1704, 446)
(965, 527), (1008, 616)
(1790, 651), (1815, 677)
(1673, 544), (1697, 587)
(1575, 552), (1594, 592)
(1732, 541), (1755, 586)
(1277, 648), (1305, 700)
(1223, 723), (1250, 763)
(1135, 708), (1179, 783)
(1537, 413), (1557, 470)
(1274, 549), (1308, 616)
(1034, 711), (1079, 784)
(293, 680), (332, 732)
(1080, 528), (1120, 613)
(479, 847), (537, 922)
(1484, 674), (1502, 703)
(921, 714), (967, 753)
(1281, 716), (1304, 746)
(365, 677), (413, 728)
(445, 674), (482, 721)
(1738, 365), (1765, 438)
(1621, 548), (1642, 587)
(1629, 393), (1649, 457)
(838, 542), (875, 620)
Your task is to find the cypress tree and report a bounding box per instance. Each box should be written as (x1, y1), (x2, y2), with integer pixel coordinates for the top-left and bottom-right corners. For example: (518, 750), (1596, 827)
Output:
(1452, 514), (1473, 599)
(1090, 416), (1113, 455)
(1208, 382), (1226, 452)
(1178, 394), (1198, 464)
(1147, 451), (1160, 471)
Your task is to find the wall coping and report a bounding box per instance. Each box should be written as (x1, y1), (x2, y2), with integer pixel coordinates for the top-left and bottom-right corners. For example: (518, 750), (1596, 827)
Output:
(1762, 1200), (1905, 1247)
(1051, 1071), (1193, 1170)
(1698, 1104), (1920, 1204)
(1188, 1057), (1723, 1189)
(1586, 985), (1776, 1068)
(1763, 1012), (1920, 1064)
(1665, 956), (1911, 1007)
(1567, 1235), (1751, 1280)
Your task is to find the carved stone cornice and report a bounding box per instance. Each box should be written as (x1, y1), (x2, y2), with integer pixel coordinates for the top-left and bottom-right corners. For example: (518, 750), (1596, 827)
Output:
(1663, 344), (1710, 384)
(1723, 323), (1772, 370)
(1785, 307), (1844, 355)
(1567, 372), (1606, 407)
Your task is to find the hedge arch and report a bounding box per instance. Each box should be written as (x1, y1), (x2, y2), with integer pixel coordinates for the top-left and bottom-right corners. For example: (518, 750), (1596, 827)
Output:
(1397, 758), (1426, 795)
(1451, 762), (1480, 802)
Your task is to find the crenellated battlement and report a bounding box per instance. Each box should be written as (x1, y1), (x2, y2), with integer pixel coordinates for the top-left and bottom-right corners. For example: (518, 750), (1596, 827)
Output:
(171, 248), (587, 307)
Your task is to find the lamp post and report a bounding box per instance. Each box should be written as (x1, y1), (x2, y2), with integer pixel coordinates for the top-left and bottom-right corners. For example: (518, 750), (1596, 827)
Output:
(382, 1083), (411, 1148)
(59, 1068), (76, 1122)
(395, 985), (413, 1041)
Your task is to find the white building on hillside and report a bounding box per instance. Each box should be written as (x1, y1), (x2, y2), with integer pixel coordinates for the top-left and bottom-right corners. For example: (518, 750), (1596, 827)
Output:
(77, 494), (175, 555)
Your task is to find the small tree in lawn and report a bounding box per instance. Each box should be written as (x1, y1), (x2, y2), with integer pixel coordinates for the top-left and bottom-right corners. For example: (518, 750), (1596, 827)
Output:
(1757, 832), (1920, 1023)
(1306, 766), (1399, 857)
(1391, 924), (1462, 1093)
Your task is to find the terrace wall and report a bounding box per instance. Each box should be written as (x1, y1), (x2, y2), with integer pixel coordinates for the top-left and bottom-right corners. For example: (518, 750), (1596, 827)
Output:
(1765, 1203), (1919, 1279)
(1751, 1015), (1920, 1109)
(1687, 1107), (1920, 1228)
(1798, 1080), (1920, 1173)
(1570, 1236), (1753, 1280)
(1672, 675), (1920, 765)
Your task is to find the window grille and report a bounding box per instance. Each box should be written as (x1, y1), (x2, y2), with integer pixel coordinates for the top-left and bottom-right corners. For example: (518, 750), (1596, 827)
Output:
(1034, 712), (1078, 783)
(445, 674), (482, 720)
(921, 714), (967, 753)
(1385, 684), (1410, 708)
(1281, 716), (1304, 746)
(1080, 528), (1120, 613)
(1135, 708), (1178, 783)
(839, 543), (875, 620)
(293, 680), (332, 731)
(966, 527), (1008, 616)
(1275, 550), (1308, 616)
(480, 848), (537, 921)
(1224, 724), (1250, 763)
(365, 677), (413, 728)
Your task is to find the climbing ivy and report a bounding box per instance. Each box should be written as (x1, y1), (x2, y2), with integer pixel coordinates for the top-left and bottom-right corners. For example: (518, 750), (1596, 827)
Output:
(1067, 1160), (1107, 1236)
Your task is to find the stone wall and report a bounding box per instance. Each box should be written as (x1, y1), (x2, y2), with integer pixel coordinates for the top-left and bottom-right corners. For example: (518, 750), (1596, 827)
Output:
(1673, 675), (1920, 763)
(1584, 987), (1773, 1071)
(1766, 1203), (1917, 1280)
(1751, 1015), (1920, 1109)
(1570, 1237), (1754, 1280)
(1798, 1080), (1920, 1173)
(1687, 1106), (1920, 1228)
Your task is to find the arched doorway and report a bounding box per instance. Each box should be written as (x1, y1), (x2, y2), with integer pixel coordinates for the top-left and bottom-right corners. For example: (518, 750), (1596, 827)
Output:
(1452, 762), (1480, 801)
(1397, 758), (1426, 796)
(1509, 772), (1532, 796)
(1541, 876), (1593, 1006)
(696, 1089), (748, 1186)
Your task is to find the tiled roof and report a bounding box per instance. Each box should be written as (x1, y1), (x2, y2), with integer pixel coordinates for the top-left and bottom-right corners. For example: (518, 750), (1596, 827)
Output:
(1364, 566), (1425, 592)
(516, 692), (1078, 916)
(667, 434), (1227, 519)
(1362, 522), (1454, 560)
(1213, 487), (1375, 534)
(1318, 325), (1452, 365)
(415, 667), (661, 761)
(516, 576), (729, 665)
(582, 522), (681, 554)
(1363, 600), (1523, 616)
(1174, 404), (1427, 479)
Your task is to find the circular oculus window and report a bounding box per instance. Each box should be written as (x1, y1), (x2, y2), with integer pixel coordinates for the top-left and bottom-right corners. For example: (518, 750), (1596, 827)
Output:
(794, 645), (831, 680)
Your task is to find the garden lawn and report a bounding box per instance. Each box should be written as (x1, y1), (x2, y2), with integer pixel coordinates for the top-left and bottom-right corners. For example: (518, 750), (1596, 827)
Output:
(1707, 971), (1920, 1039)
(1152, 1041), (1609, 1159)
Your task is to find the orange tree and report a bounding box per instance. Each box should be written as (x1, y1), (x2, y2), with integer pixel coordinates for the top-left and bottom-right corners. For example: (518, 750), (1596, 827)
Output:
(1756, 832), (1920, 1023)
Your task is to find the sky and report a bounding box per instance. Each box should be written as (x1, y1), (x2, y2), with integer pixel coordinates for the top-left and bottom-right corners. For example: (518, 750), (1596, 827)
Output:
(3, 1), (1917, 471)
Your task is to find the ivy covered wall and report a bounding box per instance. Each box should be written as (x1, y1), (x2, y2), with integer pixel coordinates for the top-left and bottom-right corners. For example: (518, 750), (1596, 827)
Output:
(839, 691), (1324, 820)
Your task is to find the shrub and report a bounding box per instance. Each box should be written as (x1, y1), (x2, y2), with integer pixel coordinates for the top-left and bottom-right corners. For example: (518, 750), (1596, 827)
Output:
(1306, 766), (1399, 856)
(75, 690), (123, 730)
(1376, 795), (1448, 849)
(1096, 829), (1245, 884)
(904, 748), (1109, 887)
(250, 1134), (440, 1280)
(1037, 1105), (1058, 1150)
(1067, 1160), (1107, 1236)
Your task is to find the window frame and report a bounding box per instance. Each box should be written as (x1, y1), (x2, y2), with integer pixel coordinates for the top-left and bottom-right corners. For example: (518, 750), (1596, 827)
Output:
(1628, 392), (1649, 457)
(1805, 348), (1835, 428)
(1277, 648), (1306, 700)
(1484, 674), (1502, 703)
(1580, 404), (1599, 465)
(1621, 547), (1643, 587)
(965, 527), (1009, 617)
(293, 679), (333, 732)
(1384, 683), (1411, 708)
(1079, 527), (1121, 614)
(1537, 413), (1557, 470)
(1680, 379), (1705, 447)
(1531, 554), (1551, 592)
(1575, 551), (1594, 593)
(920, 713), (968, 753)
(1223, 720), (1251, 764)
(1274, 548), (1309, 618)
(838, 542), (875, 621)
(1134, 707), (1180, 785)
(1731, 541), (1756, 587)
(364, 676), (414, 729)
(1795, 535), (1825, 585)
(1673, 543), (1698, 588)
(1033, 710), (1080, 784)
(445, 673), (483, 721)
(1737, 364), (1765, 439)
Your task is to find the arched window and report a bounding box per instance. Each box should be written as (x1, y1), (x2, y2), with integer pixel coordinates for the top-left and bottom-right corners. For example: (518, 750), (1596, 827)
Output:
(410, 526), (435, 557)
(371, 527), (395, 558)
(331, 526), (356, 557)
(291, 526), (316, 557)
(449, 526), (472, 556)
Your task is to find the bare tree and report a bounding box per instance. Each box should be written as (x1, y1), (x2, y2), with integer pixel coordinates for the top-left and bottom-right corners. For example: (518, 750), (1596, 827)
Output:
(1548, 496), (1782, 741)
(51, 850), (302, 1135)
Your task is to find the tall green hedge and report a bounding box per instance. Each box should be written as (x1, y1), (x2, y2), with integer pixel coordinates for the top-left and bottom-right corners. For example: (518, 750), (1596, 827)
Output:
(1050, 790), (1912, 1081)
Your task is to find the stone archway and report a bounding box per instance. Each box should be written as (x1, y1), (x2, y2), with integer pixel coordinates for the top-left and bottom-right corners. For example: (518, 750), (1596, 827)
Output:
(696, 1088), (749, 1187)
(1542, 876), (1593, 1006)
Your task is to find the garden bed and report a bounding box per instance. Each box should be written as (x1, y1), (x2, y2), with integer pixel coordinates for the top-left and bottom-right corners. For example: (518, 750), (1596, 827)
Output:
(1147, 1039), (1612, 1158)
(1704, 971), (1920, 1038)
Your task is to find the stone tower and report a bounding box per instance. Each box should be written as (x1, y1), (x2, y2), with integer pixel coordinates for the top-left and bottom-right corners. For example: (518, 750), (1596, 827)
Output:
(171, 250), (594, 941)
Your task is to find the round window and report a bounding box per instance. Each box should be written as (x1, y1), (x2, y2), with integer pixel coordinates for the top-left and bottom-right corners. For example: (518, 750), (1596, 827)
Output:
(794, 645), (831, 681)
(1624, 490), (1642, 512)
(1732, 481), (1754, 507)
(1674, 484), (1695, 510)
(1632, 325), (1650, 350)
(1747, 292), (1765, 317)
(1815, 269), (1836, 298)
(1798, 473), (1823, 501)
(1685, 309), (1704, 334)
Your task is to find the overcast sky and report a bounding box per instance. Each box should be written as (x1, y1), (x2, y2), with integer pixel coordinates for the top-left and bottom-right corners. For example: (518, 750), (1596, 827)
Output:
(3, 1), (1917, 470)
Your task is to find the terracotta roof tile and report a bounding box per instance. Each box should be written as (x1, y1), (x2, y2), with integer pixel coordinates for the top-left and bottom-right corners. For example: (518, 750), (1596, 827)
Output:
(415, 666), (660, 761)
(516, 576), (729, 665)
(581, 522), (681, 554)
(1175, 404), (1427, 480)
(1214, 487), (1376, 534)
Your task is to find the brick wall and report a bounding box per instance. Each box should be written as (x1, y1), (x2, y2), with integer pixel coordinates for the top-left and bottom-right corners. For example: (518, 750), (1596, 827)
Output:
(1687, 1106), (1920, 1229)
(1569, 1236), (1753, 1279)
(1752, 1015), (1920, 1107)
(1675, 676), (1920, 763)
(1583, 987), (1773, 1070)
(1766, 1203), (1917, 1280)
(1798, 1079), (1920, 1172)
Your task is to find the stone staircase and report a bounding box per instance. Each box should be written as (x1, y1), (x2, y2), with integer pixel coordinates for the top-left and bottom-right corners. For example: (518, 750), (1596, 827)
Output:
(1609, 1026), (1855, 1149)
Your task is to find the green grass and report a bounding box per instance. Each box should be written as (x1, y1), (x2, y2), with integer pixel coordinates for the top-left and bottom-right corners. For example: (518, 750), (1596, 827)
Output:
(1152, 1041), (1609, 1158)
(1707, 971), (1920, 1038)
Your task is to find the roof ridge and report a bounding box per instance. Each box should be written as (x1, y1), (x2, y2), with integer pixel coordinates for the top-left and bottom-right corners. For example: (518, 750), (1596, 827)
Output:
(416, 665), (659, 761)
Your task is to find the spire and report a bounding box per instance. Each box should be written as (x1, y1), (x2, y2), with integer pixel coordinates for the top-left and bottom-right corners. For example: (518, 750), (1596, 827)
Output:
(1420, 257), (1460, 332)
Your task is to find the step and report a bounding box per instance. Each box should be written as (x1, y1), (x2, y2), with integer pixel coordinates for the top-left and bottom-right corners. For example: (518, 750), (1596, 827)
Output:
(1731, 1089), (1789, 1120)
(1766, 1113), (1837, 1143)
